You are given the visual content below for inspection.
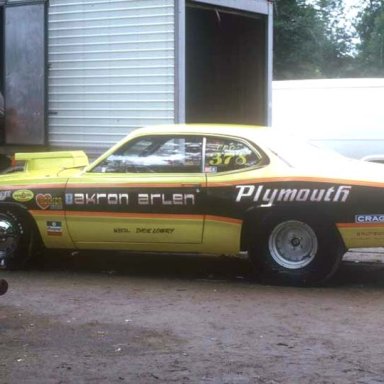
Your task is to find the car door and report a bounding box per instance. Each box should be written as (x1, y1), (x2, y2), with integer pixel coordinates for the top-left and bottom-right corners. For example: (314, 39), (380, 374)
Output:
(65, 135), (206, 248)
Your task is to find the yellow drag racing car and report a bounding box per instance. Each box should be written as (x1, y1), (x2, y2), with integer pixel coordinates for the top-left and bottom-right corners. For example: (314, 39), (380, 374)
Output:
(1, 124), (384, 285)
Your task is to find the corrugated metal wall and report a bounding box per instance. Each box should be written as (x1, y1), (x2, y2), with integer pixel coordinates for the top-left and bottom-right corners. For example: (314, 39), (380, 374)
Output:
(48, 0), (175, 153)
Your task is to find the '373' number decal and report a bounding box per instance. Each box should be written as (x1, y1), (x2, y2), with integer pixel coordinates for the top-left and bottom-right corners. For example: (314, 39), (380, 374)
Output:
(208, 154), (247, 166)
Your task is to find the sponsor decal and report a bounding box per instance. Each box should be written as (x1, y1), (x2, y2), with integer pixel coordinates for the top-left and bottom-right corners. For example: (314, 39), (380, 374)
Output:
(36, 194), (63, 210)
(235, 185), (352, 204)
(66, 192), (129, 206)
(50, 197), (63, 210)
(205, 166), (217, 173)
(355, 231), (384, 241)
(138, 193), (195, 206)
(12, 189), (34, 203)
(47, 221), (62, 236)
(0, 191), (11, 201)
(355, 214), (384, 223)
(36, 193), (52, 210)
(65, 192), (195, 206)
(65, 193), (73, 205)
(357, 231), (384, 237)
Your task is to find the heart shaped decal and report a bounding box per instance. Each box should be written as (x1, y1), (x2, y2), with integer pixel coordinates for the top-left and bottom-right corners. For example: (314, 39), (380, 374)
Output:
(36, 193), (52, 210)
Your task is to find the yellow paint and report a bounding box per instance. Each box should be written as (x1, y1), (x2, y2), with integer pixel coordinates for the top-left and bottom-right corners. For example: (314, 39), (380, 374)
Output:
(30, 211), (74, 248)
(67, 214), (204, 244)
(16, 151), (88, 171)
(337, 224), (384, 248)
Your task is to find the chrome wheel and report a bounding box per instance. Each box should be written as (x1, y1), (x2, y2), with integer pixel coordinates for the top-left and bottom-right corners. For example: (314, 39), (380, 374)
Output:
(0, 216), (20, 264)
(268, 220), (318, 270)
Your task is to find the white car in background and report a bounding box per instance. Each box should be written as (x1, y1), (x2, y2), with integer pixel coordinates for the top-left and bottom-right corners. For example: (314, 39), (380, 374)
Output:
(272, 78), (384, 162)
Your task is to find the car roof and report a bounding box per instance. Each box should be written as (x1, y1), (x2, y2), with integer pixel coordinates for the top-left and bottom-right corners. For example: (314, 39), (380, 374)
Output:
(129, 124), (270, 140)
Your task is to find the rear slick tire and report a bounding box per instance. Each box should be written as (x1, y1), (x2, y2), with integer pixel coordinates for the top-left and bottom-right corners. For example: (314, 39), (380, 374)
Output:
(249, 215), (345, 286)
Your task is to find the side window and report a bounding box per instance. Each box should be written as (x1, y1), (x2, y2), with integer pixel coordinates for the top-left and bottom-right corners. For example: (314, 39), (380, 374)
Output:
(205, 137), (261, 173)
(92, 136), (202, 173)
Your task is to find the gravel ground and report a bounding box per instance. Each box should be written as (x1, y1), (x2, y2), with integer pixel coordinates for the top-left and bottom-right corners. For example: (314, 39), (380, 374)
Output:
(1, 250), (384, 384)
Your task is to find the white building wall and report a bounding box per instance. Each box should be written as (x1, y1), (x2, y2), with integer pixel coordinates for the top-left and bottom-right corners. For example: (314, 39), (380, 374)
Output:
(48, 0), (175, 152)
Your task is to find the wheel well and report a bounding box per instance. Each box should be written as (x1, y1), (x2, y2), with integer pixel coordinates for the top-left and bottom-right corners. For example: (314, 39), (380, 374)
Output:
(0, 203), (43, 248)
(240, 205), (346, 252)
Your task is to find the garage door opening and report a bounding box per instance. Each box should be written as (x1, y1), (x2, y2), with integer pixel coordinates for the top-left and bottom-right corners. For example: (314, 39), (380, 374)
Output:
(185, 3), (267, 125)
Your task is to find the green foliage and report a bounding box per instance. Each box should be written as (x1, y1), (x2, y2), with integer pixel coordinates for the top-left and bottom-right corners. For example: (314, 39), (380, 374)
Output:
(273, 0), (384, 79)
(355, 0), (384, 76)
(273, 0), (321, 79)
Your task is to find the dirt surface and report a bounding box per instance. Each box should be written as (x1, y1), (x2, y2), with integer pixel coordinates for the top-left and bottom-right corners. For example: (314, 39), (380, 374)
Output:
(1, 250), (384, 384)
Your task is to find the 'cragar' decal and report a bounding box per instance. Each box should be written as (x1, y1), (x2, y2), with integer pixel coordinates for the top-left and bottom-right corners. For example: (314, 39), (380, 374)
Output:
(235, 185), (352, 204)
(355, 214), (384, 223)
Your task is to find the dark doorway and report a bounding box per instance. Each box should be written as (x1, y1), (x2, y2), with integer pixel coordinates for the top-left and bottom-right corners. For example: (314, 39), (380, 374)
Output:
(4, 2), (46, 146)
(0, 6), (4, 144)
(185, 3), (267, 125)
(0, 6), (3, 93)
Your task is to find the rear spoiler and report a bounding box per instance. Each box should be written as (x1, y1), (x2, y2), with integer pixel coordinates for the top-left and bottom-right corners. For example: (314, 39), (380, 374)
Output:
(15, 151), (89, 171)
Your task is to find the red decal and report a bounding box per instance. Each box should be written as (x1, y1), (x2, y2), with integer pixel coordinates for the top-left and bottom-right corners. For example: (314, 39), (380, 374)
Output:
(36, 193), (52, 210)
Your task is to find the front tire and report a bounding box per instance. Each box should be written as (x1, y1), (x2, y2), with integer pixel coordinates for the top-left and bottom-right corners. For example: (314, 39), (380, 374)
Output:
(0, 279), (8, 295)
(249, 215), (345, 286)
(0, 210), (32, 270)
